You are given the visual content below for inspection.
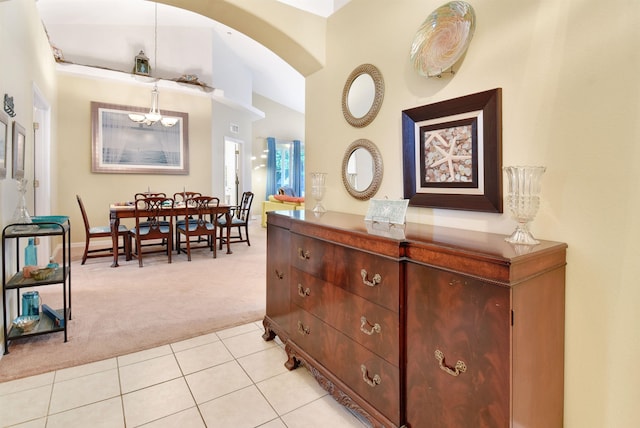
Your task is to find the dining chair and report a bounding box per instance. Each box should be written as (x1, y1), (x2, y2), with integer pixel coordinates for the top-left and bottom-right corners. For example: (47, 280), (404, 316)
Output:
(217, 191), (254, 248)
(129, 196), (174, 267)
(134, 191), (171, 246)
(176, 195), (220, 260)
(76, 195), (131, 264)
(173, 191), (202, 249)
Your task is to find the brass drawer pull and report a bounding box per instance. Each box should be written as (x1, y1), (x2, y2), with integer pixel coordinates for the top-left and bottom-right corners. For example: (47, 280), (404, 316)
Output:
(435, 349), (467, 377)
(297, 248), (310, 260)
(297, 284), (311, 297)
(297, 321), (310, 335)
(275, 269), (284, 279)
(361, 269), (382, 287)
(360, 316), (381, 335)
(360, 364), (381, 387)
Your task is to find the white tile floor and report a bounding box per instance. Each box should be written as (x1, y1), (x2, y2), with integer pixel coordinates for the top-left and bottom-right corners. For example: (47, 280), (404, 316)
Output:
(0, 322), (370, 428)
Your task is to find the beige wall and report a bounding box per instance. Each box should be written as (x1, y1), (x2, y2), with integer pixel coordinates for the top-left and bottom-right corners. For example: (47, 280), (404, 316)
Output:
(305, 0), (640, 427)
(0, 0), (57, 222)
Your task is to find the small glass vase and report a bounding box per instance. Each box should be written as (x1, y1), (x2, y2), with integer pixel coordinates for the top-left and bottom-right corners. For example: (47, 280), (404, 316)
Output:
(504, 166), (546, 245)
(310, 172), (327, 213)
(12, 178), (35, 231)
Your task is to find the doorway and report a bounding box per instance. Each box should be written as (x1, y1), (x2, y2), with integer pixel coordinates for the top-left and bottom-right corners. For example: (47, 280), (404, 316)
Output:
(223, 137), (244, 206)
(33, 84), (52, 264)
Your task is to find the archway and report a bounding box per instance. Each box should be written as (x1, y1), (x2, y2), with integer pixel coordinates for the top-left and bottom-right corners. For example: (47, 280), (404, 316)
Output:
(159, 0), (324, 77)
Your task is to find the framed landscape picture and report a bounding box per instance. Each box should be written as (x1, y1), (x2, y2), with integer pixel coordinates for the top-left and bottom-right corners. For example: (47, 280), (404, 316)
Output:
(91, 101), (189, 175)
(402, 88), (503, 213)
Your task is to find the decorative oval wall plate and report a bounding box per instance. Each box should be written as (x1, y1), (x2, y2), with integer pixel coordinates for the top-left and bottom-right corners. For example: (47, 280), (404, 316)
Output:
(410, 1), (476, 78)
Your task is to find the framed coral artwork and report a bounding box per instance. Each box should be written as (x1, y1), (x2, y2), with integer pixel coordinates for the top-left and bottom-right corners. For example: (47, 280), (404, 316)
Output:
(402, 88), (503, 213)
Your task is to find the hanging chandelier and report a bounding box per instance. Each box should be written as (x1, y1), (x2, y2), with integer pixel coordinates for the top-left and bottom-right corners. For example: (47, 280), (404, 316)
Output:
(129, 3), (178, 127)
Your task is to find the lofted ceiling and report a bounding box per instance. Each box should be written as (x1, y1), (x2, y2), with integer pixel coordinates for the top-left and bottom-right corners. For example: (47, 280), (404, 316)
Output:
(36, 0), (351, 114)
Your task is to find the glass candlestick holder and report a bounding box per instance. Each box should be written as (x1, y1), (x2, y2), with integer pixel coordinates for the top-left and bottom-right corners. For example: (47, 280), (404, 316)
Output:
(310, 172), (327, 213)
(12, 178), (35, 231)
(504, 166), (546, 245)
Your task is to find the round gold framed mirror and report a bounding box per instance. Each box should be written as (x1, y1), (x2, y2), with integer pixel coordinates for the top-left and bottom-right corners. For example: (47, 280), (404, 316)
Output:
(341, 64), (385, 128)
(342, 139), (383, 200)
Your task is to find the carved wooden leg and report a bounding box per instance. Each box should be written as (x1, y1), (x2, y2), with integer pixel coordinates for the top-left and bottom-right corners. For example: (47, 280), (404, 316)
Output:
(284, 342), (301, 371)
(262, 318), (277, 341)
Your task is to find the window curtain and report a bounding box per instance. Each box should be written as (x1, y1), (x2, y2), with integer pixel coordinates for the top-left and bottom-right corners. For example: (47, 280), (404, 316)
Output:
(266, 137), (277, 200)
(292, 140), (301, 196)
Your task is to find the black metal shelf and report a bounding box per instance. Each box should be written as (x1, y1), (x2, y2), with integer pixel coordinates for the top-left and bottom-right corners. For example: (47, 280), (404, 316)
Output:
(5, 268), (68, 290)
(7, 308), (68, 339)
(2, 219), (72, 354)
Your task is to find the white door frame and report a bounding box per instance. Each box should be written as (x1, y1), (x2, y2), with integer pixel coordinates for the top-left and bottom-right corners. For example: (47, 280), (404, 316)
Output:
(223, 136), (244, 206)
(33, 83), (52, 263)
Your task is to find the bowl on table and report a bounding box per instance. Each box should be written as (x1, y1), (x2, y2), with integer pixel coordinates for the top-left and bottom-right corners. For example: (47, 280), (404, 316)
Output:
(30, 267), (54, 280)
(12, 315), (40, 332)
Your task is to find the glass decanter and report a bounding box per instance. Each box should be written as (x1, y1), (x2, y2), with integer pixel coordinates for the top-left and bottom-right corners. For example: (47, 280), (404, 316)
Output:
(504, 166), (546, 245)
(310, 172), (327, 213)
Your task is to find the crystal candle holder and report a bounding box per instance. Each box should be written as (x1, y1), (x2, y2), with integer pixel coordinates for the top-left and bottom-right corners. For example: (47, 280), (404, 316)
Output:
(12, 178), (35, 231)
(310, 172), (327, 213)
(504, 166), (546, 245)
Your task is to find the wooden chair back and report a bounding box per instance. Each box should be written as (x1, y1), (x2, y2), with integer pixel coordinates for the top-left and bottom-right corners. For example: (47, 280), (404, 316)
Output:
(185, 196), (220, 227)
(234, 191), (254, 221)
(133, 196), (173, 235)
(173, 191), (202, 204)
(135, 192), (167, 201)
(76, 194), (92, 234)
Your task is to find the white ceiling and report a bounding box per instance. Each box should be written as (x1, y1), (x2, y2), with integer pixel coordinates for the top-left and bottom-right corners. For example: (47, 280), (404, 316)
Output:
(36, 0), (351, 114)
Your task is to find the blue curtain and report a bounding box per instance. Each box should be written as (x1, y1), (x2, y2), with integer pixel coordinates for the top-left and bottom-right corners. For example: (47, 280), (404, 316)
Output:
(266, 137), (276, 200)
(292, 140), (301, 196)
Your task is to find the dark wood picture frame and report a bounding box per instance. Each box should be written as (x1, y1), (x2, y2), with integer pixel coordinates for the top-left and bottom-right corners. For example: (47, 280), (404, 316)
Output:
(91, 101), (189, 175)
(0, 111), (7, 179)
(12, 120), (26, 179)
(402, 88), (502, 212)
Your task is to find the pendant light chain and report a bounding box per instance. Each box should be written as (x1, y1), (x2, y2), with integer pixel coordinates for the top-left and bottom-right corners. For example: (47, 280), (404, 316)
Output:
(128, 2), (178, 127)
(153, 2), (157, 78)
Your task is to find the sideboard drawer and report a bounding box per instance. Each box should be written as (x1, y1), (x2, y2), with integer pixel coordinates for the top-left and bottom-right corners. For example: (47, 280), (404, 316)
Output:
(337, 246), (400, 313)
(291, 233), (400, 312)
(290, 268), (399, 366)
(290, 233), (335, 278)
(290, 307), (400, 425)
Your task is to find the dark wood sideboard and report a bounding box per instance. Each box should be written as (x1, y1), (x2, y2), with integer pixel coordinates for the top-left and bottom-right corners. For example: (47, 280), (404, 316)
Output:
(263, 210), (566, 428)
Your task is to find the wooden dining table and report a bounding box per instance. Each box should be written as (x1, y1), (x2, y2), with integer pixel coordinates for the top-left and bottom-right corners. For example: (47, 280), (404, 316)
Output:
(109, 203), (233, 267)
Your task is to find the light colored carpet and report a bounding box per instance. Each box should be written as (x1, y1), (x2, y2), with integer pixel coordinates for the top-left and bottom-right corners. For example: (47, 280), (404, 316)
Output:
(0, 223), (267, 382)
